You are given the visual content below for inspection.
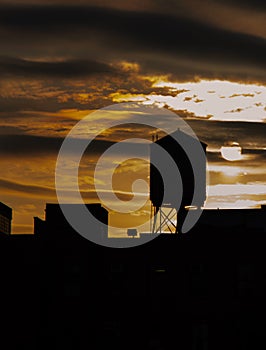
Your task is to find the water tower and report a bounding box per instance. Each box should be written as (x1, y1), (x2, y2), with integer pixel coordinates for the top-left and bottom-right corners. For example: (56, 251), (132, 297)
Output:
(150, 129), (207, 233)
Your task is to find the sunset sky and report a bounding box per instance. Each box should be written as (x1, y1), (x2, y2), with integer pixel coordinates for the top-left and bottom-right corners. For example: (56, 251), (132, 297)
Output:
(0, 0), (265, 234)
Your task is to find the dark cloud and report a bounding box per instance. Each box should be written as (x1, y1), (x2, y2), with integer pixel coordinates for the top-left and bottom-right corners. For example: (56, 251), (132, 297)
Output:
(214, 0), (266, 10)
(0, 129), (157, 158)
(0, 6), (265, 82)
(0, 125), (25, 135)
(0, 71), (184, 114)
(0, 95), (116, 113)
(0, 134), (63, 155)
(0, 133), (136, 156)
(0, 57), (117, 79)
(185, 119), (266, 149)
(0, 177), (141, 202)
(0, 97), (73, 113)
(0, 178), (55, 196)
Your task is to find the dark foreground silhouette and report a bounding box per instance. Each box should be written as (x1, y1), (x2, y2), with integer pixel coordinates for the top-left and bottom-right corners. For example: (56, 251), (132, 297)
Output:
(1, 208), (266, 350)
(2, 124), (263, 348)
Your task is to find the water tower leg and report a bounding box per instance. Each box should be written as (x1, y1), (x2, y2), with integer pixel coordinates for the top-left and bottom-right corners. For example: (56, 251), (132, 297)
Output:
(177, 207), (186, 234)
(152, 206), (159, 234)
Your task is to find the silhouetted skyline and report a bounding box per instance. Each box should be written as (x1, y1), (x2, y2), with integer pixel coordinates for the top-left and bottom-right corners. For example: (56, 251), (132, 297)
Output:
(1, 203), (266, 349)
(1, 1), (265, 349)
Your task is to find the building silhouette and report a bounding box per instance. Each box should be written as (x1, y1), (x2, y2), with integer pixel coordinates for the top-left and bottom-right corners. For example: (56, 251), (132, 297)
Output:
(197, 206), (266, 234)
(0, 202), (265, 349)
(1, 126), (266, 349)
(0, 201), (12, 234)
(34, 203), (108, 240)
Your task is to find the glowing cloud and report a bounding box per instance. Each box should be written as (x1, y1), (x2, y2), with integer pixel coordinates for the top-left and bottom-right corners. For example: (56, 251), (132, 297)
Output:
(113, 79), (266, 123)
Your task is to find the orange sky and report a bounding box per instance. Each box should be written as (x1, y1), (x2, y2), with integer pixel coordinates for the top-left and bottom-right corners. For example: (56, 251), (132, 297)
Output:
(1, 79), (266, 234)
(0, 1), (265, 234)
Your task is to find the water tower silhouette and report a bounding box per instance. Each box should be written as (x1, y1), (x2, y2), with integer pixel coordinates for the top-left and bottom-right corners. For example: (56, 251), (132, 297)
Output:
(150, 129), (207, 233)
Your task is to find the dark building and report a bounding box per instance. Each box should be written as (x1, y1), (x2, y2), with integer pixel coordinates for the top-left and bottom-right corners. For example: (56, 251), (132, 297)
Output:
(197, 206), (266, 233)
(0, 205), (266, 349)
(34, 203), (108, 240)
(0, 201), (12, 234)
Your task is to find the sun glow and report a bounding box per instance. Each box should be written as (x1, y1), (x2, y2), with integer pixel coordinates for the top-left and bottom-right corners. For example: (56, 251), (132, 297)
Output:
(220, 142), (243, 161)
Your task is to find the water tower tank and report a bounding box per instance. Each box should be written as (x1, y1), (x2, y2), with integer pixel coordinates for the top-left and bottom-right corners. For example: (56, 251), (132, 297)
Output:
(150, 129), (207, 209)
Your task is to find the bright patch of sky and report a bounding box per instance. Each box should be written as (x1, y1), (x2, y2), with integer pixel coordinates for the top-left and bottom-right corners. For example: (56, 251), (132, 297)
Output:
(115, 79), (266, 123)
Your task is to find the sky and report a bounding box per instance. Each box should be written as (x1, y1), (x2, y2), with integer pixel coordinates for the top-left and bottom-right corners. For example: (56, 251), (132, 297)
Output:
(0, 0), (265, 234)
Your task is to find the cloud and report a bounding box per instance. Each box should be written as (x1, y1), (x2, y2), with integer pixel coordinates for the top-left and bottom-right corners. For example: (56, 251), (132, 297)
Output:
(182, 0), (266, 40)
(0, 57), (117, 79)
(187, 119), (266, 149)
(207, 183), (266, 198)
(3, 110), (266, 157)
(225, 108), (243, 113)
(0, 176), (148, 204)
(205, 179), (266, 208)
(0, 64), (179, 114)
(0, 178), (55, 197)
(214, 0), (266, 10)
(0, 0), (158, 12)
(229, 93), (255, 98)
(138, 80), (266, 123)
(0, 134), (63, 155)
(0, 6), (265, 83)
(0, 125), (25, 135)
(0, 132), (148, 157)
